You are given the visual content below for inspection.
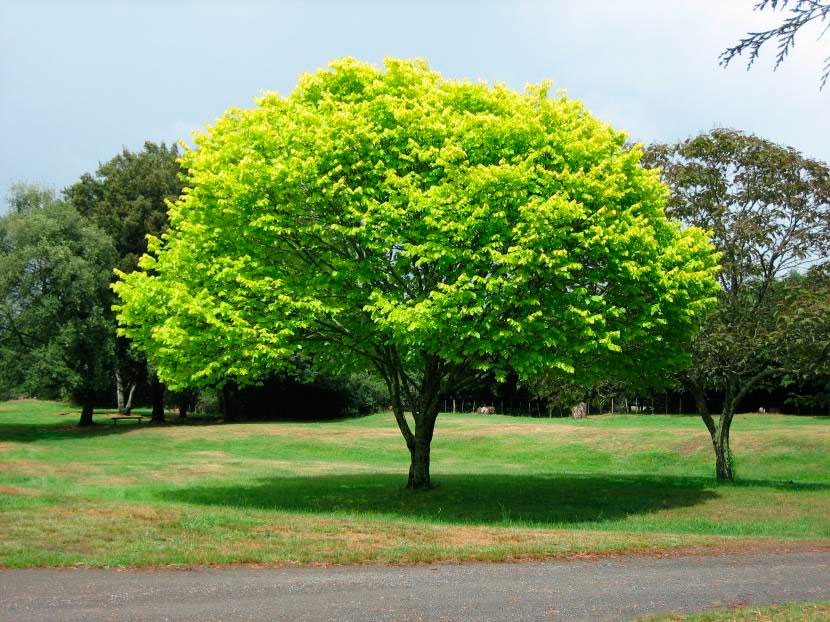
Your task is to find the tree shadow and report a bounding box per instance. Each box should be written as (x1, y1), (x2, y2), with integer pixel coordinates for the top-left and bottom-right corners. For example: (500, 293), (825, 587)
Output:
(0, 413), (224, 444)
(161, 472), (725, 526)
(0, 421), (141, 443)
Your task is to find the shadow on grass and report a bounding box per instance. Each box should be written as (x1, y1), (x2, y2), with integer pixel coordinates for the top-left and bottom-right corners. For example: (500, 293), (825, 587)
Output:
(160, 472), (727, 526)
(0, 414), (224, 443)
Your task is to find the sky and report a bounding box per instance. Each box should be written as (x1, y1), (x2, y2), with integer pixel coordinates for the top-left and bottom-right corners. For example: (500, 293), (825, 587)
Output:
(1, 0), (828, 208)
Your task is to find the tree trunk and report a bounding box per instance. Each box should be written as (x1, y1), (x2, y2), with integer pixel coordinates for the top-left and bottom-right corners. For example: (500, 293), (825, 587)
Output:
(150, 376), (165, 424)
(714, 407), (735, 481)
(79, 401), (94, 427)
(376, 352), (448, 491)
(702, 406), (735, 482)
(712, 433), (734, 481)
(124, 383), (136, 414)
(692, 384), (709, 418)
(406, 396), (439, 490)
(115, 370), (126, 413)
(221, 383), (240, 421)
(178, 404), (187, 419)
(407, 436), (431, 490)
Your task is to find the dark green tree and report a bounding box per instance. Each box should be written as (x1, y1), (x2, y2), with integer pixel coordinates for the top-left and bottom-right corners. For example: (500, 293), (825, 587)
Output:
(645, 128), (830, 480)
(0, 187), (116, 425)
(65, 142), (183, 273)
(66, 141), (184, 418)
(776, 268), (830, 411)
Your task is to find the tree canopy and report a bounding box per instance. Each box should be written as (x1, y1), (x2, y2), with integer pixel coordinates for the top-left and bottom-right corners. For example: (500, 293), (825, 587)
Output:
(66, 141), (183, 274)
(0, 190), (116, 424)
(115, 57), (719, 488)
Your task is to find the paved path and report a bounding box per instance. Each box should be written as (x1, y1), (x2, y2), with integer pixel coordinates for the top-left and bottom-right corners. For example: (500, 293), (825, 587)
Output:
(1, 553), (828, 621)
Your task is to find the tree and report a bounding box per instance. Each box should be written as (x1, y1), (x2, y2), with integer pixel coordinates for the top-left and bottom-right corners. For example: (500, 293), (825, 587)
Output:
(777, 268), (830, 411)
(114, 57), (719, 489)
(721, 0), (830, 89)
(5, 182), (59, 214)
(66, 142), (184, 416)
(0, 188), (116, 425)
(65, 142), (183, 273)
(645, 128), (830, 480)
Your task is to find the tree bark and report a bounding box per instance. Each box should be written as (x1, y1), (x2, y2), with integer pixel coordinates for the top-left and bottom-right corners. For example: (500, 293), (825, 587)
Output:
(712, 432), (734, 481)
(115, 370), (125, 414)
(78, 401), (94, 427)
(150, 375), (165, 424)
(124, 383), (136, 414)
(699, 402), (735, 482)
(708, 409), (735, 481)
(407, 410), (437, 490)
(408, 436), (431, 490)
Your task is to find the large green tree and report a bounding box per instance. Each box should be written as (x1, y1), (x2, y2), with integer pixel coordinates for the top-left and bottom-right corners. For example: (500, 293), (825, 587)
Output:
(115, 58), (718, 488)
(66, 141), (184, 420)
(0, 188), (116, 425)
(645, 128), (830, 481)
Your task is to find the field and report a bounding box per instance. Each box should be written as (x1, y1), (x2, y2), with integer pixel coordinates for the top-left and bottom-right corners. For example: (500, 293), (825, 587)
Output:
(641, 601), (830, 621)
(0, 400), (828, 568)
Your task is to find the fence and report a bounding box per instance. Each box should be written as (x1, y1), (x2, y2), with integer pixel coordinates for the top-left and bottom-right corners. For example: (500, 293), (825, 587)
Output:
(440, 393), (696, 417)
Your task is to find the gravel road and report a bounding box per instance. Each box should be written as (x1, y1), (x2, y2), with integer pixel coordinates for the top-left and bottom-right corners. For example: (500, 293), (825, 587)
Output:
(1, 552), (828, 621)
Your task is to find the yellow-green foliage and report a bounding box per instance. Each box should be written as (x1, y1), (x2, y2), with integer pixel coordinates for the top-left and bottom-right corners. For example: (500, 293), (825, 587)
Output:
(114, 57), (718, 389)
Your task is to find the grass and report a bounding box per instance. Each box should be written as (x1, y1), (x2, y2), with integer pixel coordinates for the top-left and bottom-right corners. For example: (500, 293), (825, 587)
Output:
(640, 601), (830, 621)
(0, 399), (828, 567)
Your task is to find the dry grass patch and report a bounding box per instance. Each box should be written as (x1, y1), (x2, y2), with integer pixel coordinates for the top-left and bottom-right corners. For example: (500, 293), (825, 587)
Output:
(154, 422), (399, 443)
(190, 450), (231, 458)
(734, 428), (830, 451)
(197, 515), (830, 567)
(0, 484), (41, 496)
(0, 441), (50, 453)
(0, 458), (95, 478)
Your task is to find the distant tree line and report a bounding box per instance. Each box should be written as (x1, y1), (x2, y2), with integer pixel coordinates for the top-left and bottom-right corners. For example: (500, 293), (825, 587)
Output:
(0, 143), (388, 423)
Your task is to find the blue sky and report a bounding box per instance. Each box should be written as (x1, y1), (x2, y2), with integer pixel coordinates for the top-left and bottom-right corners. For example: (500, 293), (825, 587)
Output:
(1, 0), (827, 207)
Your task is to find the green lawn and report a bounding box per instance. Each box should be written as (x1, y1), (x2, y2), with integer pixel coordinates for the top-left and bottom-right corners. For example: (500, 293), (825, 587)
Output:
(1, 399), (828, 567)
(641, 601), (830, 621)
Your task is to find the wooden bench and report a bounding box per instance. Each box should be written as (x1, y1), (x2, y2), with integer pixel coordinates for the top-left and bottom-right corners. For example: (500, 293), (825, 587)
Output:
(109, 414), (145, 425)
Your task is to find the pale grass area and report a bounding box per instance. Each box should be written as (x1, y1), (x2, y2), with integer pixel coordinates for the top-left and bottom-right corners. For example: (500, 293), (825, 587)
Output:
(3, 499), (824, 568)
